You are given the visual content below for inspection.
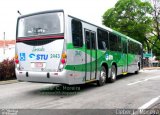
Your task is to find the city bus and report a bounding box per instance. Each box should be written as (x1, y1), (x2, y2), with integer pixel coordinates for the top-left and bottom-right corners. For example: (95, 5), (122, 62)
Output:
(15, 9), (142, 86)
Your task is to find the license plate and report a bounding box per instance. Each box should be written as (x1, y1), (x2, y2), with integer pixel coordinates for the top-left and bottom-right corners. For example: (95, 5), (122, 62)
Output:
(35, 62), (43, 68)
(31, 62), (46, 68)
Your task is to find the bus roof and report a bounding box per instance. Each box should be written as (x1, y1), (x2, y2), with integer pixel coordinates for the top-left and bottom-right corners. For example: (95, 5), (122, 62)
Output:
(17, 9), (64, 19)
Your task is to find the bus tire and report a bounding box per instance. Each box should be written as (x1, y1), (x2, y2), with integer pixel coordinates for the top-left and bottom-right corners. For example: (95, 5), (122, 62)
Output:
(135, 70), (139, 74)
(108, 65), (116, 83)
(135, 63), (140, 74)
(97, 66), (106, 86)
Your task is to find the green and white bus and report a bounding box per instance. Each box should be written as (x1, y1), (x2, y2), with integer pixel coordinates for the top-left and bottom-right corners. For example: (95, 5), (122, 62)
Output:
(15, 9), (142, 86)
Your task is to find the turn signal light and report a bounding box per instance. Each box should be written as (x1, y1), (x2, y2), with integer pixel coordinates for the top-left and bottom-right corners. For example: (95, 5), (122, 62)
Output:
(15, 59), (19, 64)
(61, 59), (66, 64)
(62, 53), (67, 59)
(15, 54), (18, 59)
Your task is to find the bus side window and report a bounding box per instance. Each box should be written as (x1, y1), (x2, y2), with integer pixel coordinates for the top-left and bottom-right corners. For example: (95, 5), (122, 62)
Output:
(128, 41), (135, 54)
(71, 19), (83, 47)
(91, 32), (96, 49)
(128, 41), (131, 54)
(97, 28), (109, 50)
(102, 41), (107, 50)
(109, 32), (118, 51)
(117, 36), (122, 51)
(86, 31), (91, 49)
(122, 39), (127, 53)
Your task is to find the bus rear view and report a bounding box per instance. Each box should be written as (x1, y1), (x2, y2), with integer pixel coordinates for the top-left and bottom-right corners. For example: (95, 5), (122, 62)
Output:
(15, 10), (68, 84)
(15, 9), (142, 86)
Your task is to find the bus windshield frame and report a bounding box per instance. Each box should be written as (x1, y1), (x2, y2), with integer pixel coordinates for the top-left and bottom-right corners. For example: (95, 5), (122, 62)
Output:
(17, 11), (64, 38)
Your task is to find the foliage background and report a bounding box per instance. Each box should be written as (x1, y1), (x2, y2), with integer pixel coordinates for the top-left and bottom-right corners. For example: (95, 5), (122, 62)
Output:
(0, 59), (16, 80)
(102, 0), (160, 58)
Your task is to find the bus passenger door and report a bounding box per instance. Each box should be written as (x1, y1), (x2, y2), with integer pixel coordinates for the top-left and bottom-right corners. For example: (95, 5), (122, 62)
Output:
(122, 38), (128, 73)
(85, 29), (97, 81)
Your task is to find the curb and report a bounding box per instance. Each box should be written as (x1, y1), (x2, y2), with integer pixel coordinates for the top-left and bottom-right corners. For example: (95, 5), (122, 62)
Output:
(150, 103), (160, 109)
(142, 67), (160, 70)
(0, 79), (18, 85)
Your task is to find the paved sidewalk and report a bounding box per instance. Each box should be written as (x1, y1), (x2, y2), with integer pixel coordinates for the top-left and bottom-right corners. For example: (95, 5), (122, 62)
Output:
(149, 103), (160, 114)
(0, 79), (18, 85)
(143, 67), (160, 70)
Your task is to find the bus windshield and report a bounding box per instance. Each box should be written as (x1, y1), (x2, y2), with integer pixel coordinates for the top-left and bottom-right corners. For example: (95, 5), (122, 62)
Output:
(17, 12), (64, 38)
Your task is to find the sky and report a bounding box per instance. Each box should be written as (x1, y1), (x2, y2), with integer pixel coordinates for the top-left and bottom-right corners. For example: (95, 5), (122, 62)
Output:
(0, 0), (117, 40)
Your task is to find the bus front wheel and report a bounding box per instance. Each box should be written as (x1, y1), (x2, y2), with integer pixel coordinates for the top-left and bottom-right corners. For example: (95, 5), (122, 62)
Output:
(97, 66), (106, 86)
(108, 65), (116, 83)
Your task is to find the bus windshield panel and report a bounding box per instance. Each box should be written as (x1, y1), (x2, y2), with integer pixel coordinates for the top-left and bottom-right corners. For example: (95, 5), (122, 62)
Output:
(17, 12), (64, 38)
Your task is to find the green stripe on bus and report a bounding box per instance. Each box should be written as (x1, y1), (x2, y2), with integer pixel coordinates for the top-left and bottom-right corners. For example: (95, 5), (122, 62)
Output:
(66, 43), (137, 72)
(67, 43), (104, 59)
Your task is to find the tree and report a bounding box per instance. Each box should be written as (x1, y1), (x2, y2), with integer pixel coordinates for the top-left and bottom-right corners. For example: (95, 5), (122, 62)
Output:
(146, 0), (160, 54)
(102, 0), (153, 51)
(152, 0), (160, 57)
(150, 0), (160, 40)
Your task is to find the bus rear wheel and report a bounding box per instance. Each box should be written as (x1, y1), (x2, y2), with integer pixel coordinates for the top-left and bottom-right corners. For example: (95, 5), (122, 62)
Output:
(97, 66), (106, 86)
(108, 65), (116, 83)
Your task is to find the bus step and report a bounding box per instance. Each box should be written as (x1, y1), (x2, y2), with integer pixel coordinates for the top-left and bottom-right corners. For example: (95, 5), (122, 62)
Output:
(122, 72), (127, 75)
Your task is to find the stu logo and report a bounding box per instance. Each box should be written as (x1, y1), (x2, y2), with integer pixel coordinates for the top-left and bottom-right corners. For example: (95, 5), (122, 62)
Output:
(29, 53), (48, 60)
(29, 54), (36, 59)
(20, 53), (26, 61)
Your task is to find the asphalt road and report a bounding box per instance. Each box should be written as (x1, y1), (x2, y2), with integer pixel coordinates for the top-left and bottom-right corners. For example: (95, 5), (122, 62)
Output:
(0, 69), (160, 115)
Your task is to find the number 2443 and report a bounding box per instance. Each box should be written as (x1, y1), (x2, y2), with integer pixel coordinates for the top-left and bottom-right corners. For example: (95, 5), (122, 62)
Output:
(50, 54), (60, 58)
